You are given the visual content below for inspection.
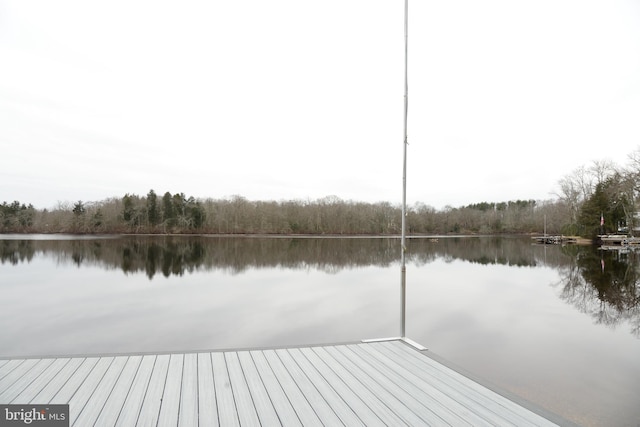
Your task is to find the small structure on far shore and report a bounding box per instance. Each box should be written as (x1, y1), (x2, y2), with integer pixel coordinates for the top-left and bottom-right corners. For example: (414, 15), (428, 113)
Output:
(598, 234), (640, 247)
(532, 235), (578, 245)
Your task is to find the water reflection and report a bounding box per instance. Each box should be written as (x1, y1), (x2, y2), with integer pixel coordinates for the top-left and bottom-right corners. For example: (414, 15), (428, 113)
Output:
(554, 245), (640, 338)
(0, 236), (543, 275)
(1, 236), (639, 337)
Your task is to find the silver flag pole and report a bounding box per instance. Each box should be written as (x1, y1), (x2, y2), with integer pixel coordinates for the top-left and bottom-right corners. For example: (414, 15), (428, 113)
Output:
(400, 0), (408, 338)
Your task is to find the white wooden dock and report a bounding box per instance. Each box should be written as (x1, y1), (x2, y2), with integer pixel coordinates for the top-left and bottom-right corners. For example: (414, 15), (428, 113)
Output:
(0, 339), (560, 426)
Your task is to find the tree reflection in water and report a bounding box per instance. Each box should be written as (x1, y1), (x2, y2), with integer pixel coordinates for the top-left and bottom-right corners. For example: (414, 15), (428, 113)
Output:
(554, 245), (640, 338)
(2, 235), (639, 337)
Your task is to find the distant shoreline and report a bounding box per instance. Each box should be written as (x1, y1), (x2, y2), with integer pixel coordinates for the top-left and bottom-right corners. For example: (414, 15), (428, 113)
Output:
(0, 232), (580, 239)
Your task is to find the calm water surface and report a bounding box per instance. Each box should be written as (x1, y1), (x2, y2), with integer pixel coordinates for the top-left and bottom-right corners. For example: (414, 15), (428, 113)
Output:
(1, 235), (639, 427)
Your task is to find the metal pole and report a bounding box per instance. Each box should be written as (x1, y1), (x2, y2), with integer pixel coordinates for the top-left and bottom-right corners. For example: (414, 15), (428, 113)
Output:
(401, 0), (408, 252)
(400, 0), (408, 339)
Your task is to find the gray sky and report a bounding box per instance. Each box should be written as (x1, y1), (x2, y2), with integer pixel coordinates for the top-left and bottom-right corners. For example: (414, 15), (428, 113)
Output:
(1, 0), (639, 210)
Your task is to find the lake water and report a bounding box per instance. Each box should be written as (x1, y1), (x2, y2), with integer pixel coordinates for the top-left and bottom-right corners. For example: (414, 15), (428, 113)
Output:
(1, 235), (639, 426)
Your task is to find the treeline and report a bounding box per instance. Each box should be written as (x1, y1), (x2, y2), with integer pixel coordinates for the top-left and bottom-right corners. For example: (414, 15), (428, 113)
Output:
(0, 192), (619, 236)
(1, 201), (36, 231)
(3, 147), (640, 236)
(1, 192), (553, 235)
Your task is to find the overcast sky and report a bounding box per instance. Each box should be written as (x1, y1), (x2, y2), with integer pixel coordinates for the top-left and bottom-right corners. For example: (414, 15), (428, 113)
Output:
(1, 0), (639, 210)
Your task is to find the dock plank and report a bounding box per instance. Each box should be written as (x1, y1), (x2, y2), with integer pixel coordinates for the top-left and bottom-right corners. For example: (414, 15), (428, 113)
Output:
(378, 341), (520, 426)
(311, 346), (408, 426)
(72, 356), (127, 426)
(250, 350), (301, 426)
(32, 358), (86, 404)
(0, 359), (40, 394)
(48, 357), (100, 405)
(136, 354), (170, 427)
(287, 348), (362, 427)
(0, 360), (25, 382)
(0, 341), (561, 427)
(0, 359), (55, 403)
(11, 358), (70, 403)
(327, 345), (438, 426)
(263, 349), (322, 427)
(354, 343), (478, 426)
(157, 353), (184, 427)
(115, 355), (156, 427)
(178, 353), (198, 427)
(56, 356), (114, 420)
(95, 355), (142, 426)
(299, 347), (387, 427)
(225, 352), (260, 426)
(382, 340), (558, 426)
(197, 352), (219, 427)
(236, 351), (282, 426)
(275, 348), (344, 426)
(211, 352), (240, 427)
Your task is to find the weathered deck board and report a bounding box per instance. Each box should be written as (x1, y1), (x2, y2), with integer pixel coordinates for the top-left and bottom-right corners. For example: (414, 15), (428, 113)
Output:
(196, 352), (218, 427)
(30, 358), (85, 404)
(11, 358), (71, 404)
(179, 353), (199, 427)
(287, 347), (363, 426)
(157, 353), (183, 427)
(114, 355), (155, 427)
(237, 351), (281, 426)
(0, 340), (561, 426)
(0, 358), (55, 402)
(381, 341), (559, 426)
(48, 357), (99, 405)
(326, 345), (438, 426)
(72, 356), (127, 426)
(377, 341), (527, 426)
(95, 355), (142, 426)
(225, 351), (260, 426)
(305, 346), (403, 426)
(263, 349), (322, 426)
(135, 354), (170, 427)
(273, 348), (344, 426)
(0, 359), (42, 395)
(210, 352), (240, 427)
(354, 343), (478, 425)
(249, 350), (300, 426)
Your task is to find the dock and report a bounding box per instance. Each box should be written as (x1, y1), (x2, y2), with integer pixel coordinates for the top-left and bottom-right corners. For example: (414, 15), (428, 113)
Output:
(531, 235), (577, 245)
(0, 339), (561, 426)
(598, 234), (640, 246)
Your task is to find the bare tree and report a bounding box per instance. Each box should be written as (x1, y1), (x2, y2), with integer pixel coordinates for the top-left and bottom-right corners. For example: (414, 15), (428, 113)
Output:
(590, 159), (618, 185)
(555, 172), (583, 225)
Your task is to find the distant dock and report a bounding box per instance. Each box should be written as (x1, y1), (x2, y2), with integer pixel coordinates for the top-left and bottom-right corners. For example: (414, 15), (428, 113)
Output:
(598, 234), (640, 246)
(532, 235), (578, 245)
(0, 339), (562, 426)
